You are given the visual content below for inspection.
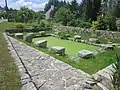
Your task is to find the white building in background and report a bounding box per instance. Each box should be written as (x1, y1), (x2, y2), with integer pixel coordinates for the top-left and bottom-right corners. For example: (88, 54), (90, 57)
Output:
(45, 5), (55, 19)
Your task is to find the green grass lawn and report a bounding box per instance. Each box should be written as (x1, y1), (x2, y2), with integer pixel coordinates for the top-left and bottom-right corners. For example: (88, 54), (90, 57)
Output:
(0, 22), (20, 90)
(32, 36), (119, 74)
(33, 36), (98, 56)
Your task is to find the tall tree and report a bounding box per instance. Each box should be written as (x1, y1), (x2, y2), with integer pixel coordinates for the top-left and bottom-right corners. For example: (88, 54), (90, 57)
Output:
(92, 0), (101, 20)
(113, 0), (120, 18)
(54, 7), (74, 26)
(70, 0), (79, 13)
(69, 0), (79, 18)
(81, 0), (101, 21)
(16, 7), (34, 23)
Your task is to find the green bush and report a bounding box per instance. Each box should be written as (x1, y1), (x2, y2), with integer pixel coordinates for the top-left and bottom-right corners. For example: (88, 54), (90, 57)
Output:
(32, 25), (38, 29)
(58, 31), (70, 39)
(92, 15), (107, 30)
(104, 14), (117, 31)
(39, 21), (45, 27)
(92, 21), (100, 30)
(8, 19), (15, 22)
(15, 23), (24, 29)
(67, 19), (91, 28)
(79, 21), (91, 28)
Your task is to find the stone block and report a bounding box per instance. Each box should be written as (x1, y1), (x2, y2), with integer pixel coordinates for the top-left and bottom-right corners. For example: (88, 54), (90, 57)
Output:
(28, 33), (34, 37)
(78, 50), (94, 59)
(34, 40), (47, 48)
(74, 35), (81, 42)
(100, 44), (114, 50)
(39, 31), (46, 36)
(24, 34), (33, 43)
(51, 46), (65, 55)
(15, 33), (23, 39)
(74, 35), (81, 39)
(89, 38), (100, 44)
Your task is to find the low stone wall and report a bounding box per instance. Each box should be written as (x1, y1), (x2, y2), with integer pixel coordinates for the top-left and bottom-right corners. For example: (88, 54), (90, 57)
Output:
(53, 26), (120, 39)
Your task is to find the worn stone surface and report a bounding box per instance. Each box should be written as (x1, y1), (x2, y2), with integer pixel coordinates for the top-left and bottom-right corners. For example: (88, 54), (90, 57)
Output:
(89, 38), (100, 44)
(100, 44), (114, 50)
(15, 33), (23, 39)
(34, 40), (47, 48)
(74, 35), (81, 42)
(78, 50), (94, 58)
(24, 34), (33, 43)
(51, 46), (65, 55)
(5, 34), (101, 90)
(92, 64), (115, 90)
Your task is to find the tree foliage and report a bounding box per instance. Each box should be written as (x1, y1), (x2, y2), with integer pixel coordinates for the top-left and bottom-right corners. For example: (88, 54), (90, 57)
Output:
(81, 0), (101, 21)
(44, 0), (67, 13)
(16, 7), (34, 23)
(54, 7), (74, 26)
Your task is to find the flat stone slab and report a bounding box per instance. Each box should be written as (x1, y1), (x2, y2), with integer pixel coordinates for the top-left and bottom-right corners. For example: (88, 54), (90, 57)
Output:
(51, 46), (65, 55)
(100, 44), (114, 50)
(78, 50), (94, 58)
(89, 38), (100, 44)
(74, 35), (81, 39)
(15, 33), (23, 39)
(74, 35), (81, 42)
(34, 40), (47, 48)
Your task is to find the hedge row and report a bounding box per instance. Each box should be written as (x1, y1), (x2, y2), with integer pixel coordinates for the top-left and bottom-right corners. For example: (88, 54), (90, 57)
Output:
(6, 27), (52, 33)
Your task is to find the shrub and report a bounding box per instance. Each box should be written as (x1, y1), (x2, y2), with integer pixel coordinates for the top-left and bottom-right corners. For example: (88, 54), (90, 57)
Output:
(67, 19), (91, 28)
(97, 15), (107, 30)
(92, 15), (108, 30)
(15, 23), (24, 29)
(32, 25), (38, 29)
(92, 21), (100, 30)
(58, 31), (70, 39)
(104, 14), (117, 31)
(67, 19), (78, 27)
(79, 21), (91, 28)
(39, 21), (45, 27)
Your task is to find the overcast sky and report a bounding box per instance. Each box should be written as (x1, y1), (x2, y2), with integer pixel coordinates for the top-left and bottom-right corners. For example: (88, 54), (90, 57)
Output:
(0, 0), (82, 11)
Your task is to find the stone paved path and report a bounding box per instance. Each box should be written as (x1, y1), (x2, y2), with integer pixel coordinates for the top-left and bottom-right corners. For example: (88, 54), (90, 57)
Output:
(4, 34), (99, 90)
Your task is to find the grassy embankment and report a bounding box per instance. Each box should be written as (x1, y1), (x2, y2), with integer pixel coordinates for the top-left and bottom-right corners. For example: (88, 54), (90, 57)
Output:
(0, 22), (20, 90)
